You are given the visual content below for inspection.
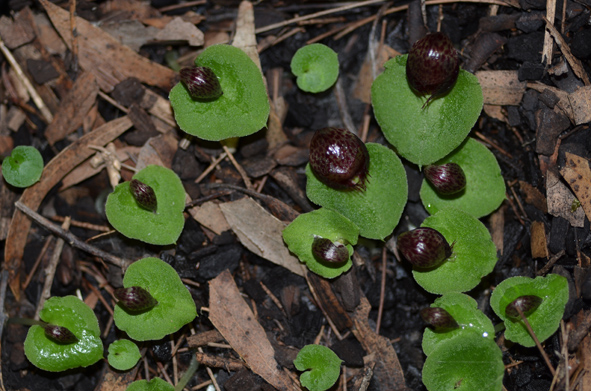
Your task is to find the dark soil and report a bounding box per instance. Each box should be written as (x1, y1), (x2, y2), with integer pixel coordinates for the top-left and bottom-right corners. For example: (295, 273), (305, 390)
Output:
(1, 0), (591, 391)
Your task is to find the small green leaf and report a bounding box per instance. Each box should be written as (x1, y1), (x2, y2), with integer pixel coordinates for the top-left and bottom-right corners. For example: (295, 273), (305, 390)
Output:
(306, 143), (408, 240)
(108, 339), (141, 371)
(422, 332), (504, 391)
(105, 165), (185, 245)
(294, 345), (342, 391)
(422, 293), (495, 356)
(2, 145), (44, 188)
(490, 274), (569, 347)
(291, 44), (339, 93)
(283, 208), (359, 278)
(412, 207), (497, 294)
(24, 296), (103, 372)
(371, 55), (483, 166)
(113, 257), (197, 341)
(126, 377), (174, 391)
(420, 138), (506, 218)
(169, 44), (270, 141)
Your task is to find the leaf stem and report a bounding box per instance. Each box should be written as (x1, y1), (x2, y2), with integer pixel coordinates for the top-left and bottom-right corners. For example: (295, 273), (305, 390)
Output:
(174, 354), (199, 391)
(516, 307), (556, 376)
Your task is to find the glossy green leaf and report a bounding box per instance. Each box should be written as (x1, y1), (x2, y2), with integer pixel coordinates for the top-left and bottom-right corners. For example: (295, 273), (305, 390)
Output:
(24, 296), (103, 372)
(306, 143), (408, 240)
(105, 165), (185, 245)
(108, 339), (141, 371)
(412, 207), (497, 294)
(490, 274), (569, 347)
(422, 293), (495, 356)
(420, 138), (505, 218)
(126, 378), (174, 391)
(291, 44), (339, 93)
(294, 344), (342, 391)
(113, 257), (197, 341)
(371, 55), (483, 166)
(2, 145), (44, 188)
(422, 332), (504, 391)
(283, 208), (359, 278)
(169, 44), (270, 141)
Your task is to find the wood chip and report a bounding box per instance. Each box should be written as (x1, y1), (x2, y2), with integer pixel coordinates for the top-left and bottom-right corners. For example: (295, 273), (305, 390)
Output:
(530, 221), (548, 258)
(568, 86), (591, 125)
(560, 152), (591, 223)
(40, 0), (175, 92)
(209, 270), (300, 391)
(154, 16), (204, 47)
(476, 70), (526, 106)
(219, 197), (305, 277)
(546, 167), (585, 227)
(519, 180), (548, 213)
(351, 297), (406, 390)
(0, 14), (35, 49)
(189, 201), (231, 235)
(44, 71), (98, 145)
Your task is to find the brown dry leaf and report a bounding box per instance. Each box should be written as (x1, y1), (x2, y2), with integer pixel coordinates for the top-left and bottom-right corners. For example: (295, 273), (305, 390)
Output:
(100, 20), (158, 52)
(189, 201), (231, 235)
(95, 365), (140, 391)
(519, 180), (548, 213)
(219, 197), (305, 277)
(546, 167), (585, 227)
(476, 70), (526, 106)
(136, 133), (178, 170)
(45, 71), (98, 145)
(568, 86), (591, 125)
(530, 221), (548, 258)
(233, 1), (260, 70)
(0, 13), (35, 48)
(561, 152), (591, 223)
(40, 0), (175, 92)
(4, 116), (133, 299)
(353, 44), (399, 104)
(154, 16), (204, 47)
(489, 205), (505, 255)
(351, 297), (407, 390)
(209, 270), (300, 391)
(579, 335), (591, 391)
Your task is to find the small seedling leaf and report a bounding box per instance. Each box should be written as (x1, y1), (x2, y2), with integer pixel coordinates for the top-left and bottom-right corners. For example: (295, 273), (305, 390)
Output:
(108, 339), (141, 371)
(306, 143), (408, 240)
(170, 44), (270, 141)
(489, 274), (569, 347)
(126, 377), (174, 391)
(422, 332), (504, 391)
(105, 165), (185, 245)
(113, 257), (197, 341)
(422, 293), (495, 356)
(371, 55), (483, 166)
(412, 207), (497, 294)
(291, 44), (339, 93)
(2, 145), (44, 188)
(283, 208), (359, 278)
(420, 138), (505, 218)
(294, 344), (342, 391)
(24, 296), (103, 372)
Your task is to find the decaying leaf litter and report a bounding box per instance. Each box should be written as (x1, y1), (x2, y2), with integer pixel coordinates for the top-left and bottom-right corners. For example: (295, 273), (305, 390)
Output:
(1, 0), (591, 390)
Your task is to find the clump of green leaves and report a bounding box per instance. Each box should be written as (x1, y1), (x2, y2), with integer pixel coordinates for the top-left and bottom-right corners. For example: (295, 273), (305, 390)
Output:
(291, 44), (339, 93)
(294, 344), (342, 391)
(2, 145), (44, 188)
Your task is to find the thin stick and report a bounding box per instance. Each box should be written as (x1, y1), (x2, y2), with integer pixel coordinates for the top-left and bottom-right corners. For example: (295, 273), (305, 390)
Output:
(222, 144), (253, 190)
(198, 347), (222, 391)
(22, 235), (53, 290)
(375, 247), (387, 335)
(516, 306), (556, 376)
(194, 152), (227, 184)
(69, 0), (79, 73)
(15, 201), (132, 270)
(35, 218), (71, 320)
(0, 37), (53, 123)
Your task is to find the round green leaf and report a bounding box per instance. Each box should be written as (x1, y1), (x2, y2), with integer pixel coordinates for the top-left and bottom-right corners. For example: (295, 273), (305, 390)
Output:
(422, 332), (504, 391)
(113, 257), (197, 341)
(306, 143), (408, 240)
(371, 55), (483, 166)
(170, 44), (270, 141)
(2, 145), (44, 188)
(291, 44), (339, 93)
(283, 208), (359, 278)
(490, 274), (569, 347)
(422, 293), (495, 356)
(24, 296), (103, 372)
(126, 377), (174, 391)
(108, 339), (141, 371)
(412, 207), (497, 294)
(294, 344), (342, 391)
(105, 165), (185, 245)
(420, 138), (505, 218)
